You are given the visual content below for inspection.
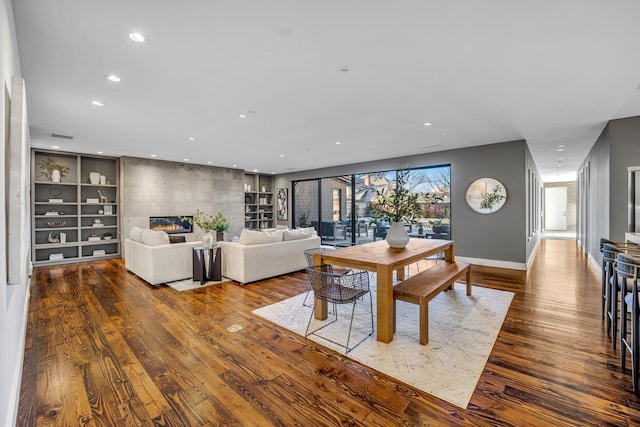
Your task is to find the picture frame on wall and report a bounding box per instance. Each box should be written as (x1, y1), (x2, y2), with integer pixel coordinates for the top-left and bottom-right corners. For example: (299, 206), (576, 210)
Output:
(276, 188), (288, 220)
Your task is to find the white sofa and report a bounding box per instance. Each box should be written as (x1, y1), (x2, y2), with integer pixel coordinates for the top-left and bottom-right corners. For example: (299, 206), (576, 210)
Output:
(218, 228), (321, 284)
(124, 227), (200, 285)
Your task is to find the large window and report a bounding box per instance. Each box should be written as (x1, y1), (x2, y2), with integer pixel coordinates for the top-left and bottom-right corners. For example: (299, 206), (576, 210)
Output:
(293, 165), (451, 245)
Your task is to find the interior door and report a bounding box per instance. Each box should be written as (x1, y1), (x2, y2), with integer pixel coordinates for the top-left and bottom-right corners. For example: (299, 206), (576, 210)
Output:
(545, 186), (568, 231)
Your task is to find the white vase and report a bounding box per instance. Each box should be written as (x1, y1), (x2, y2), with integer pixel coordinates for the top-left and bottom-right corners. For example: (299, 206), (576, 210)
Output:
(385, 222), (410, 248)
(202, 231), (214, 248)
(51, 169), (61, 183)
(89, 172), (100, 185)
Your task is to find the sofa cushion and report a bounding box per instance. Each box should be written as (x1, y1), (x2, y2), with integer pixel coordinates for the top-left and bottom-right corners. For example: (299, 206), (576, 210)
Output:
(141, 229), (170, 246)
(130, 226), (144, 242)
(283, 227), (315, 241)
(239, 229), (283, 245)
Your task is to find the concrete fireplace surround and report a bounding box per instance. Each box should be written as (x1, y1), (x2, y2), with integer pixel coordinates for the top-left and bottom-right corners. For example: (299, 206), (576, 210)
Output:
(119, 156), (245, 255)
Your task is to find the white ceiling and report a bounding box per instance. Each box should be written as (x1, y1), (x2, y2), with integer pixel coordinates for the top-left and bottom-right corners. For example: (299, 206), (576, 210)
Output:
(12, 1), (640, 182)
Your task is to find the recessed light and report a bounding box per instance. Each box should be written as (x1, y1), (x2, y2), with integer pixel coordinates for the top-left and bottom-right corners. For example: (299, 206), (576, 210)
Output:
(252, 169), (258, 172)
(92, 100), (105, 106)
(279, 154), (284, 157)
(96, 151), (104, 154)
(335, 141), (341, 145)
(51, 145), (60, 149)
(423, 122), (432, 126)
(106, 74), (121, 82)
(188, 137), (196, 141)
(207, 161), (212, 164)
(129, 33), (146, 43)
(183, 159), (189, 162)
(150, 154), (157, 158)
(232, 164), (238, 167)
(442, 133), (447, 136)
(337, 66), (351, 75)
(557, 148), (565, 152)
(239, 114), (248, 118)
(278, 28), (292, 38)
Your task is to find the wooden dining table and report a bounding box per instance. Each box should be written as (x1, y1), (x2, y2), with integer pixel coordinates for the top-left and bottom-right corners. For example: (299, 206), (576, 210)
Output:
(314, 238), (455, 343)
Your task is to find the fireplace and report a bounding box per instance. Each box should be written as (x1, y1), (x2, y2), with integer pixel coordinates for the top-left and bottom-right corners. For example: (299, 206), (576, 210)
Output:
(149, 216), (193, 234)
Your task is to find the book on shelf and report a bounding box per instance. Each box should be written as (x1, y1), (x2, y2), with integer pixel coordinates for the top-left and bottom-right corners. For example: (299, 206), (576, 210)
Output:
(86, 198), (99, 203)
(87, 236), (101, 241)
(49, 253), (64, 261)
(48, 198), (63, 203)
(93, 250), (106, 256)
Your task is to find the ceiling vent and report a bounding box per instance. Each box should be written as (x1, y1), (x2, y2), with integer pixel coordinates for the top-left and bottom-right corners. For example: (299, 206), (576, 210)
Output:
(51, 133), (73, 140)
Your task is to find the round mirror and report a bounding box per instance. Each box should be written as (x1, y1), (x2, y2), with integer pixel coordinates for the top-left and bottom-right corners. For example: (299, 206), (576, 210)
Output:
(465, 178), (507, 214)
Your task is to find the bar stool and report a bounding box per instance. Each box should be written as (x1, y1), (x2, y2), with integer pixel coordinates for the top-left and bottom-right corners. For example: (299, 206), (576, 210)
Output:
(601, 238), (617, 319)
(604, 243), (623, 347)
(617, 254), (640, 393)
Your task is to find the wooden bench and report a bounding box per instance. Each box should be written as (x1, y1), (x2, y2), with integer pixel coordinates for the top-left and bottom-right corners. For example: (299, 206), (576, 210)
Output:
(393, 261), (471, 345)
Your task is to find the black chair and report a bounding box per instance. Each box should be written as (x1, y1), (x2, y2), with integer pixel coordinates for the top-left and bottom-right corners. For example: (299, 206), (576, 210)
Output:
(604, 241), (640, 349)
(601, 238), (626, 319)
(305, 266), (373, 354)
(617, 254), (640, 393)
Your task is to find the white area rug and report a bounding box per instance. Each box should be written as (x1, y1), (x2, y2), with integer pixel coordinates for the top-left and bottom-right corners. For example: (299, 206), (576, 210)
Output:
(252, 284), (513, 408)
(166, 277), (231, 292)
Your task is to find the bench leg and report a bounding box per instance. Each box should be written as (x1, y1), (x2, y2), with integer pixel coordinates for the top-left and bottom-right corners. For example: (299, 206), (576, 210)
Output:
(466, 267), (472, 296)
(419, 301), (428, 345)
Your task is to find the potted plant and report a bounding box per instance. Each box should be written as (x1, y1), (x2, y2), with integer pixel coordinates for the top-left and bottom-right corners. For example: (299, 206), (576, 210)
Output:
(182, 209), (230, 246)
(103, 232), (113, 240)
(38, 157), (70, 182)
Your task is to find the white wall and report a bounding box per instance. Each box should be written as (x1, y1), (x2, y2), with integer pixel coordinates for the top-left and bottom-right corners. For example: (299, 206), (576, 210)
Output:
(1, 1), (30, 426)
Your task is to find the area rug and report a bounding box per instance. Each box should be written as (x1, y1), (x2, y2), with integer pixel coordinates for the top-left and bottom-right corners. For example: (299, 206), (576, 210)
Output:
(252, 284), (513, 408)
(166, 277), (231, 292)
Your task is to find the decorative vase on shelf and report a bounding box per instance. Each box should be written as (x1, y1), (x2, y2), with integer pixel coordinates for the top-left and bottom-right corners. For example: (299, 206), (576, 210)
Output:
(89, 172), (100, 185)
(202, 231), (214, 248)
(385, 222), (410, 248)
(51, 169), (61, 183)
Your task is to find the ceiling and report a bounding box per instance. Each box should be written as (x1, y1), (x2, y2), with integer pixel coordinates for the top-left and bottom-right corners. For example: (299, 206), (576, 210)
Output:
(11, 1), (640, 182)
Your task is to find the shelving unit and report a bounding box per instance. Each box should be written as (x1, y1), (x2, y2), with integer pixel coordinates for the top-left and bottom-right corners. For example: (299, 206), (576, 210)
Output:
(244, 173), (274, 229)
(32, 150), (120, 266)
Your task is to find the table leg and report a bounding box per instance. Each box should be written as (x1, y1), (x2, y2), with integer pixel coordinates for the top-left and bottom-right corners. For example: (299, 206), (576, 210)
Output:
(211, 247), (222, 281)
(376, 265), (394, 343)
(314, 298), (328, 320)
(444, 244), (455, 262)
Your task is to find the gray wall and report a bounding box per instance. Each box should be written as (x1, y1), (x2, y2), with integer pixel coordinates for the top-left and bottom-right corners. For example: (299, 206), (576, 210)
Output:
(276, 140), (539, 267)
(579, 116), (640, 267)
(120, 157), (245, 247)
(609, 116), (640, 239)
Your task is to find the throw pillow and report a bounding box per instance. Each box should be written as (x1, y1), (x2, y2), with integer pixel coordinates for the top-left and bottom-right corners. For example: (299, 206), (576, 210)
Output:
(169, 235), (186, 244)
(283, 227), (315, 241)
(129, 226), (144, 242)
(141, 229), (170, 246)
(239, 229), (284, 245)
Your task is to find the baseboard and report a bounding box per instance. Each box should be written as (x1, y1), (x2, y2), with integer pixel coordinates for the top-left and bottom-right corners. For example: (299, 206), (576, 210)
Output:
(589, 253), (601, 277)
(4, 281), (30, 427)
(455, 256), (528, 271)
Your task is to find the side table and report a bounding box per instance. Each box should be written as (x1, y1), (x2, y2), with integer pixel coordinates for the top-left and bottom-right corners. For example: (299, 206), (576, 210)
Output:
(192, 246), (222, 285)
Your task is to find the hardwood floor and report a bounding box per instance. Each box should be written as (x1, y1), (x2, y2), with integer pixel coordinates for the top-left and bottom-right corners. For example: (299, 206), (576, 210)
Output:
(17, 239), (640, 426)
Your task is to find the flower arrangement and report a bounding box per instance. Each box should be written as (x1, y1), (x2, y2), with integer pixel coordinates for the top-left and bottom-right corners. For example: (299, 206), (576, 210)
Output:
(38, 157), (70, 180)
(480, 185), (506, 210)
(182, 209), (229, 232)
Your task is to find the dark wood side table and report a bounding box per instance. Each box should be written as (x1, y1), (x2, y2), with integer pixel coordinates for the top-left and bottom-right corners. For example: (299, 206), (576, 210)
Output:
(192, 246), (222, 285)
